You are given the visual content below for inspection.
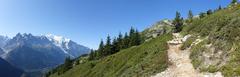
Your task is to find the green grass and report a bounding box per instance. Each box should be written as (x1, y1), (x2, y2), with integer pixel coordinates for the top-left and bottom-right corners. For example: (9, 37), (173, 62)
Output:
(49, 34), (172, 77)
(182, 4), (240, 51)
(219, 44), (240, 77)
(190, 40), (207, 69)
(182, 4), (240, 77)
(180, 36), (196, 50)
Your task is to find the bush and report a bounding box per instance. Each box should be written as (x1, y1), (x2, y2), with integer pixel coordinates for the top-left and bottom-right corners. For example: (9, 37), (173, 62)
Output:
(180, 36), (196, 50)
(207, 65), (218, 73)
(190, 40), (208, 69)
(220, 64), (234, 77)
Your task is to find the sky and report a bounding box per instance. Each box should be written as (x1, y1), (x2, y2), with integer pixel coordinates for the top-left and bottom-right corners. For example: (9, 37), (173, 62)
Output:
(0, 0), (231, 49)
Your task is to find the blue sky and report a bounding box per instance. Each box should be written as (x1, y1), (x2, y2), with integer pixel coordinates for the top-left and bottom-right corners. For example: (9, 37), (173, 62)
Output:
(0, 0), (231, 49)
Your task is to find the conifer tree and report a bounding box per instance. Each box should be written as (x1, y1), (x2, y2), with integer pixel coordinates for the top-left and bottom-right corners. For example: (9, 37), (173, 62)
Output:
(64, 57), (72, 69)
(129, 27), (136, 46)
(199, 12), (206, 18)
(123, 32), (129, 48)
(111, 38), (118, 54)
(117, 32), (124, 50)
(188, 10), (193, 20)
(98, 40), (104, 58)
(231, 0), (238, 4)
(218, 5), (222, 10)
(75, 59), (80, 65)
(58, 57), (72, 74)
(129, 27), (135, 37)
(104, 35), (112, 56)
(88, 49), (95, 60)
(207, 9), (213, 15)
(173, 11), (183, 32)
(135, 29), (141, 45)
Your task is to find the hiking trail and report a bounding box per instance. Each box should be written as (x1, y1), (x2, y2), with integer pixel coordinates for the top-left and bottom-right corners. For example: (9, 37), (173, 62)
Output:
(152, 33), (223, 77)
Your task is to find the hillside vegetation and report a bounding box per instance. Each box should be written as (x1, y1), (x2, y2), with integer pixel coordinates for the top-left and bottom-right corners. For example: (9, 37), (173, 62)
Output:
(48, 2), (240, 77)
(182, 4), (240, 77)
(49, 34), (172, 77)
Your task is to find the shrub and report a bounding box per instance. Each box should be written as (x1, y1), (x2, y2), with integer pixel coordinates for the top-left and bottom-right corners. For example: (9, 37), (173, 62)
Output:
(180, 36), (196, 50)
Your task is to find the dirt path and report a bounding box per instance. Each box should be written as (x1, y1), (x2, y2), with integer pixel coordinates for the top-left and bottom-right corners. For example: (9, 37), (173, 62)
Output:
(152, 33), (223, 77)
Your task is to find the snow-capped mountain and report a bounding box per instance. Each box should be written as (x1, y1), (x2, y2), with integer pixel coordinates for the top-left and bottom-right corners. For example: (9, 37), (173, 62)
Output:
(0, 33), (90, 77)
(0, 35), (9, 48)
(0, 48), (4, 56)
(45, 34), (71, 48)
(45, 34), (90, 58)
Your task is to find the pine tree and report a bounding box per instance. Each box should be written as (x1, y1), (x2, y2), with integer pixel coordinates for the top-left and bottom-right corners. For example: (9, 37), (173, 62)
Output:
(98, 40), (104, 58)
(123, 32), (129, 49)
(129, 27), (136, 46)
(104, 35), (112, 56)
(188, 10), (193, 20)
(88, 49), (95, 60)
(134, 29), (141, 45)
(218, 5), (222, 10)
(64, 57), (72, 69)
(129, 27), (135, 37)
(58, 57), (73, 74)
(75, 59), (80, 65)
(117, 32), (124, 50)
(199, 12), (206, 18)
(207, 9), (213, 15)
(173, 11), (183, 33)
(231, 0), (238, 4)
(111, 38), (118, 54)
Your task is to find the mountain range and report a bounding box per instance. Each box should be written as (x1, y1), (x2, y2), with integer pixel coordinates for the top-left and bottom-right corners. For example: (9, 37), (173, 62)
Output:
(0, 33), (90, 77)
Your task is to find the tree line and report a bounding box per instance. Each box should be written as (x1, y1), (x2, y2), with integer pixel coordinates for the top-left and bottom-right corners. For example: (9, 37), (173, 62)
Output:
(89, 27), (142, 60)
(173, 3), (227, 33)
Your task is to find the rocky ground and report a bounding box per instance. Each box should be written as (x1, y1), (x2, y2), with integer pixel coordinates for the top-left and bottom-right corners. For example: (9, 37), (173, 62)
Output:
(152, 33), (223, 77)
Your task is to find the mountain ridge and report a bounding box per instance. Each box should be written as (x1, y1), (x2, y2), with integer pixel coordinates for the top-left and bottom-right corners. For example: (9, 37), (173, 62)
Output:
(0, 33), (90, 77)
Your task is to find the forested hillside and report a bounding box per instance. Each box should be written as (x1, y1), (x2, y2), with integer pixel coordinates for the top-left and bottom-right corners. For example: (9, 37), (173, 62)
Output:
(49, 34), (172, 77)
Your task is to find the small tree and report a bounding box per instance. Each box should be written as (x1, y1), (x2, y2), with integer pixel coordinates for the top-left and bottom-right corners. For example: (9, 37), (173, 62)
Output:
(199, 12), (206, 18)
(88, 49), (95, 60)
(57, 57), (73, 74)
(134, 29), (141, 45)
(231, 0), (238, 4)
(188, 10), (193, 20)
(207, 9), (213, 15)
(98, 40), (104, 58)
(173, 11), (183, 33)
(188, 10), (193, 22)
(117, 32), (124, 50)
(75, 59), (80, 65)
(64, 57), (73, 70)
(129, 27), (136, 46)
(123, 32), (129, 49)
(111, 38), (118, 54)
(218, 5), (222, 10)
(104, 35), (112, 56)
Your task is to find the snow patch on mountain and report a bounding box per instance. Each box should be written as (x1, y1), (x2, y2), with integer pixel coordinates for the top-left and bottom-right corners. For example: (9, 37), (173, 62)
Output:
(45, 34), (74, 57)
(0, 36), (10, 48)
(45, 34), (70, 47)
(1, 33), (90, 58)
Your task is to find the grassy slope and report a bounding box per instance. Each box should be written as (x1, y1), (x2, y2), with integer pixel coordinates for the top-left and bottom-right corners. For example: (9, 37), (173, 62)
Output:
(182, 4), (240, 77)
(50, 34), (172, 77)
